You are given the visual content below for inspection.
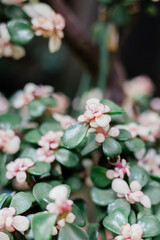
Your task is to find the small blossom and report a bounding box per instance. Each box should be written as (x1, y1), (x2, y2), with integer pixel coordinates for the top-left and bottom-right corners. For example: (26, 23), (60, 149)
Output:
(0, 129), (20, 154)
(123, 75), (154, 99)
(0, 23), (25, 60)
(49, 93), (70, 114)
(112, 179), (151, 208)
(13, 83), (54, 109)
(46, 185), (75, 235)
(106, 159), (130, 180)
(150, 98), (160, 112)
(6, 158), (34, 183)
(53, 113), (75, 129)
(37, 131), (63, 163)
(115, 223), (143, 240)
(78, 98), (111, 128)
(0, 207), (29, 239)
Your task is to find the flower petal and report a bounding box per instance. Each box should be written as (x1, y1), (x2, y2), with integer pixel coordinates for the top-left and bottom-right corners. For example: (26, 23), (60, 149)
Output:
(112, 179), (130, 194)
(140, 195), (151, 208)
(13, 216), (29, 232)
(95, 115), (111, 127)
(49, 185), (68, 200)
(0, 232), (10, 240)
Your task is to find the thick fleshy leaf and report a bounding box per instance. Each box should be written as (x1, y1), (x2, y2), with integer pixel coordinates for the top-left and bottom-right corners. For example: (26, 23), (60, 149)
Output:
(62, 122), (89, 149)
(32, 212), (57, 240)
(10, 192), (33, 214)
(143, 182), (160, 205)
(112, 178), (130, 194)
(128, 210), (136, 225)
(20, 147), (38, 162)
(0, 112), (21, 130)
(2, 195), (12, 208)
(0, 193), (7, 204)
(129, 165), (150, 187)
(95, 205), (108, 222)
(7, 19), (34, 45)
(100, 99), (125, 115)
(111, 5), (130, 27)
(107, 198), (131, 216)
(87, 224), (99, 240)
(90, 187), (116, 206)
(81, 133), (100, 156)
(103, 208), (128, 234)
(91, 166), (111, 188)
(125, 138), (145, 152)
(5, 5), (28, 19)
(65, 176), (82, 192)
(24, 129), (41, 144)
(40, 97), (57, 106)
(27, 162), (51, 176)
(58, 223), (89, 240)
(115, 129), (132, 141)
(0, 154), (10, 187)
(72, 203), (86, 227)
(28, 100), (46, 118)
(55, 148), (79, 168)
(40, 121), (62, 134)
(33, 183), (53, 210)
(138, 215), (160, 238)
(103, 137), (122, 157)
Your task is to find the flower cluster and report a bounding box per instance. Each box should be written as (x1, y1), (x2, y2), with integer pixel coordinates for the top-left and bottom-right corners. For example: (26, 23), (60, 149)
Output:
(112, 179), (151, 208)
(138, 149), (160, 177)
(78, 98), (119, 143)
(0, 207), (29, 240)
(0, 129), (20, 154)
(0, 23), (25, 60)
(46, 185), (75, 235)
(23, 3), (65, 53)
(37, 131), (63, 163)
(53, 113), (75, 130)
(106, 159), (130, 180)
(6, 158), (34, 183)
(13, 83), (54, 109)
(115, 223), (143, 240)
(117, 122), (155, 142)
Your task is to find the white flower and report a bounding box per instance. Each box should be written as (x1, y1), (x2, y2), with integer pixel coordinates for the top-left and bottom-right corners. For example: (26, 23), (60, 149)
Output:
(0, 130), (20, 154)
(115, 223), (143, 240)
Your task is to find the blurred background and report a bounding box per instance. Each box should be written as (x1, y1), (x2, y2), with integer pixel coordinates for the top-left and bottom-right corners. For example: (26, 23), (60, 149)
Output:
(0, 0), (160, 98)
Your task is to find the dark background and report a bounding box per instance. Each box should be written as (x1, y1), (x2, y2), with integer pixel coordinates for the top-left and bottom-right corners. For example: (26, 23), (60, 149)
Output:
(0, 0), (160, 98)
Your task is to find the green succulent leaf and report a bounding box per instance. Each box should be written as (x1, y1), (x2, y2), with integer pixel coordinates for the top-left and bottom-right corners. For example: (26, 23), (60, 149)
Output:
(0, 193), (7, 204)
(55, 148), (79, 168)
(40, 97), (57, 106)
(91, 166), (111, 188)
(7, 19), (34, 45)
(62, 122), (89, 149)
(24, 129), (41, 144)
(115, 129), (132, 141)
(28, 100), (46, 118)
(103, 137), (122, 157)
(143, 182), (160, 205)
(27, 162), (51, 176)
(20, 147), (38, 162)
(32, 212), (57, 240)
(40, 121), (62, 134)
(107, 199), (131, 216)
(103, 208), (128, 234)
(81, 133), (100, 156)
(5, 5), (28, 19)
(111, 5), (130, 27)
(33, 183), (53, 210)
(129, 165), (150, 187)
(128, 210), (136, 225)
(138, 215), (160, 238)
(0, 112), (22, 130)
(58, 223), (89, 240)
(10, 192), (33, 214)
(90, 187), (116, 206)
(72, 203), (86, 227)
(87, 224), (99, 240)
(100, 99), (126, 115)
(0, 154), (9, 187)
(65, 176), (82, 192)
(125, 138), (145, 152)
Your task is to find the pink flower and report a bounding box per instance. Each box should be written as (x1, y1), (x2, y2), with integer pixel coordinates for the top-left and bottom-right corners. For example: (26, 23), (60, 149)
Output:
(0, 207), (29, 240)
(13, 83), (54, 109)
(123, 75), (154, 99)
(112, 179), (151, 208)
(78, 98), (111, 128)
(106, 159), (130, 179)
(150, 98), (160, 112)
(115, 223), (143, 240)
(0, 129), (20, 154)
(0, 23), (25, 60)
(46, 185), (75, 235)
(6, 158), (34, 183)
(0, 93), (9, 115)
(89, 125), (119, 143)
(53, 113), (76, 129)
(37, 131), (63, 163)
(50, 93), (70, 114)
